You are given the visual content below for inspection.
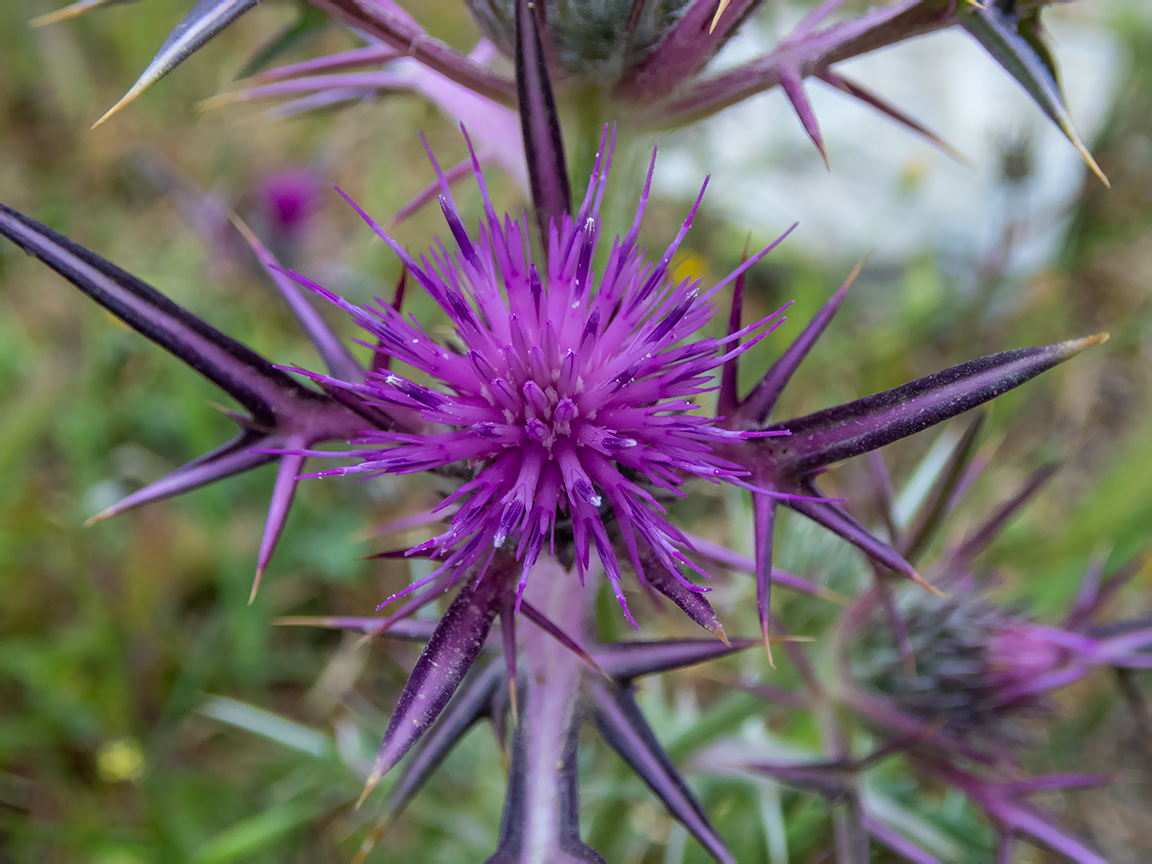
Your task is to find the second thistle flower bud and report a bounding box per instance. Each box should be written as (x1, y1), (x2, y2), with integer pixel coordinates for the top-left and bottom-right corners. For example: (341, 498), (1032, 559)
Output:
(855, 593), (1063, 745)
(465, 0), (695, 84)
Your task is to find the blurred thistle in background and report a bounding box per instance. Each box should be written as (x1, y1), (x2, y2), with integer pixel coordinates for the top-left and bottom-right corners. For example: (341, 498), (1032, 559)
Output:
(2, 0), (1151, 862)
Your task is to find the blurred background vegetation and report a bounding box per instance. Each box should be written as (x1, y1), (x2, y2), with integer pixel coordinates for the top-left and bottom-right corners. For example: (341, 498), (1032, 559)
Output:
(1, 0), (1151, 861)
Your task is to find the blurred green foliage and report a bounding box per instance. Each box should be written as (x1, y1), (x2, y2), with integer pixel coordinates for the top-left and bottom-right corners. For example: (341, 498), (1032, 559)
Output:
(2, 1), (1151, 862)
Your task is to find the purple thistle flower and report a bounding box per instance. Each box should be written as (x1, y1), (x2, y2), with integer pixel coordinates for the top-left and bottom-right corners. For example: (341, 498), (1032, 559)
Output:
(289, 128), (793, 623)
(257, 168), (319, 238)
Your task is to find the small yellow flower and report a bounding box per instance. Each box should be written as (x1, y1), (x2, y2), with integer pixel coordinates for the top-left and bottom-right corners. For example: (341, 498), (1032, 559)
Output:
(96, 737), (146, 783)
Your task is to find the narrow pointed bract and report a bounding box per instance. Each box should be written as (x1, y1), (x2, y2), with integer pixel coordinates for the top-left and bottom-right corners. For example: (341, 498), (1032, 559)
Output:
(381, 660), (505, 822)
(778, 69), (829, 168)
(960, 0), (1109, 187)
(361, 556), (516, 802)
(590, 679), (736, 864)
(0, 204), (374, 591)
(515, 0), (572, 241)
(232, 216), (363, 382)
(594, 637), (757, 682)
(93, 0), (259, 127)
(736, 259), (863, 427)
(29, 0), (135, 28)
(760, 335), (1109, 478)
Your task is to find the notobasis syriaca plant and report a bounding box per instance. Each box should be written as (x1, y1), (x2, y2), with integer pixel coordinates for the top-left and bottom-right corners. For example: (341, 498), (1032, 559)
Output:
(1, 1), (1131, 859)
(0, 141), (1113, 858)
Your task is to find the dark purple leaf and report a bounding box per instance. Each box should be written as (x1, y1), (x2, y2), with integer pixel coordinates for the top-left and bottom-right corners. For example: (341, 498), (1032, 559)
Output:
(593, 638), (757, 683)
(589, 680), (735, 864)
(383, 660), (504, 819)
(0, 204), (316, 419)
(360, 559), (515, 802)
(0, 203), (378, 586)
(763, 336), (1108, 478)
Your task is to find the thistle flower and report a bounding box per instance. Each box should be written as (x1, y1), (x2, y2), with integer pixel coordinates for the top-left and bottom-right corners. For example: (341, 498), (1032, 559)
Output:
(288, 128), (791, 622)
(691, 436), (1147, 862)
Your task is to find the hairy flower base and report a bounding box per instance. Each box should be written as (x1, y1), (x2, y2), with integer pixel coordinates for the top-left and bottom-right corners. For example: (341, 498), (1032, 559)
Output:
(288, 130), (792, 623)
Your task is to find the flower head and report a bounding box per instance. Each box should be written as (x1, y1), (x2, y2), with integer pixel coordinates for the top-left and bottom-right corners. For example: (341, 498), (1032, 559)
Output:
(855, 590), (1058, 745)
(465, 0), (700, 84)
(296, 130), (786, 621)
